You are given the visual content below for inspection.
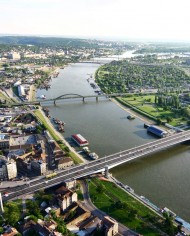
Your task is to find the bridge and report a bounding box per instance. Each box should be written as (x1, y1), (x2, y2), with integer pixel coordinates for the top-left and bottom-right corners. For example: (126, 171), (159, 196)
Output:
(6, 92), (155, 106)
(3, 130), (190, 201)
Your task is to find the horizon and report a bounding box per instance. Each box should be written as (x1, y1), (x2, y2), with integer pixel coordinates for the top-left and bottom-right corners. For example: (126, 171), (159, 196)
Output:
(1, 0), (190, 43)
(1, 33), (190, 44)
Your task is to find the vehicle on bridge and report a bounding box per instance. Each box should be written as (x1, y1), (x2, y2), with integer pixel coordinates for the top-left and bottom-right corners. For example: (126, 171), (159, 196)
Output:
(46, 172), (57, 179)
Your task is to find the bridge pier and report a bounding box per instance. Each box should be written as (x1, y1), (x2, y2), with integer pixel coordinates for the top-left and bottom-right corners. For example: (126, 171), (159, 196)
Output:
(104, 165), (109, 178)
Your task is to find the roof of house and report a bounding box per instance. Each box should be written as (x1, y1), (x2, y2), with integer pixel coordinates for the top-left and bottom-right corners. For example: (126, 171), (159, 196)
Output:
(102, 216), (118, 229)
(56, 186), (75, 201)
(58, 157), (73, 165)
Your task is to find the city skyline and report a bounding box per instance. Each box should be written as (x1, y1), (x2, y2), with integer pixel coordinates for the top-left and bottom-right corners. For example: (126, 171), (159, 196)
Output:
(1, 0), (190, 42)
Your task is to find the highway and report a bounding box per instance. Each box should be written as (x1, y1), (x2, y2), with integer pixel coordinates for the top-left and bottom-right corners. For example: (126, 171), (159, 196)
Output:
(3, 130), (190, 201)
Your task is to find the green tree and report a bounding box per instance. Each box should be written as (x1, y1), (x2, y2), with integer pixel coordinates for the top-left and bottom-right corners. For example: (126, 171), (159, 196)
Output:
(4, 202), (20, 225)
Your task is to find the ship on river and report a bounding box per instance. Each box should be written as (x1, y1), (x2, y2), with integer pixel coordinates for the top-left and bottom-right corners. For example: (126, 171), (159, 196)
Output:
(71, 134), (89, 147)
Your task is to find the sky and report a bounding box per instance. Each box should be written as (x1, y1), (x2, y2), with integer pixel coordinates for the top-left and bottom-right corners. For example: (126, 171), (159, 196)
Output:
(1, 0), (190, 42)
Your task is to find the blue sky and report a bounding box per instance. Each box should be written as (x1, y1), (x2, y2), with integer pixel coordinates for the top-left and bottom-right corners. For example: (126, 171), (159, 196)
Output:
(1, 0), (190, 41)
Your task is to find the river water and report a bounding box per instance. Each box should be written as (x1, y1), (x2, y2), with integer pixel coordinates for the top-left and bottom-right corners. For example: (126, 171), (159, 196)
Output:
(37, 54), (190, 221)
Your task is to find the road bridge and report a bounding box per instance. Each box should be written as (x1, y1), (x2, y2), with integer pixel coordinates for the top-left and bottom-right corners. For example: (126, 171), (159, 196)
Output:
(3, 130), (190, 201)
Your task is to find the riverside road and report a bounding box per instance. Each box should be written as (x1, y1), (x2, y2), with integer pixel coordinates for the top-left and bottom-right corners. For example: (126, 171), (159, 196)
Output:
(3, 130), (190, 201)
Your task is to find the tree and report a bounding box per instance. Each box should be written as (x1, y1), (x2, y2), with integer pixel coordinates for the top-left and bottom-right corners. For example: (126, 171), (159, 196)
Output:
(156, 118), (162, 125)
(4, 202), (20, 226)
(96, 184), (105, 194)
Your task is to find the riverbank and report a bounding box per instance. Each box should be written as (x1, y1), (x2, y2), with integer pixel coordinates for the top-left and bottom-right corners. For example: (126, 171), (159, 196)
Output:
(88, 177), (173, 236)
(33, 108), (86, 164)
(112, 98), (154, 124)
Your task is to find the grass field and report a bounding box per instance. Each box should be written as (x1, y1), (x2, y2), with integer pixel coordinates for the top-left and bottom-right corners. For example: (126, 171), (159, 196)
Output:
(119, 95), (185, 126)
(89, 178), (165, 236)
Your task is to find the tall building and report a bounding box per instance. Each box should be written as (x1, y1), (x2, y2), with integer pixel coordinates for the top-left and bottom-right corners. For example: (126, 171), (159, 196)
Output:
(7, 52), (21, 60)
(31, 161), (46, 175)
(0, 158), (17, 180)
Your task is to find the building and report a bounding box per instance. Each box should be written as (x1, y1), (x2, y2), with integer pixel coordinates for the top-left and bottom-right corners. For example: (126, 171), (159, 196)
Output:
(7, 52), (21, 60)
(102, 216), (119, 236)
(18, 85), (26, 98)
(0, 158), (17, 180)
(56, 157), (73, 170)
(63, 179), (77, 190)
(56, 186), (78, 211)
(6, 159), (17, 180)
(147, 125), (168, 138)
(78, 215), (101, 236)
(1, 226), (18, 236)
(31, 160), (46, 175)
(20, 219), (59, 236)
(0, 134), (9, 150)
(65, 202), (91, 232)
(9, 135), (37, 150)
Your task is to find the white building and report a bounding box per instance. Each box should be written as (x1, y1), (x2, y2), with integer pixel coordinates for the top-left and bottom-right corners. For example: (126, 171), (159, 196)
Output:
(56, 186), (78, 211)
(0, 158), (17, 180)
(6, 159), (17, 180)
(18, 85), (26, 97)
(8, 52), (21, 60)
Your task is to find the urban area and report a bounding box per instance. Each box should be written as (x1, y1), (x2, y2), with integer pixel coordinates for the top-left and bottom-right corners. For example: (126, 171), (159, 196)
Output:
(0, 36), (190, 236)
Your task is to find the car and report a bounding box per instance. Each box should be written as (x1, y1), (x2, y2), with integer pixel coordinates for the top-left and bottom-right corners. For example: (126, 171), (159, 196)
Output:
(3, 192), (9, 197)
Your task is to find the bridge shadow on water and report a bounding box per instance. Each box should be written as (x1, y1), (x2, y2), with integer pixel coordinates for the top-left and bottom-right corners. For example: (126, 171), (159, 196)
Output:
(133, 129), (153, 139)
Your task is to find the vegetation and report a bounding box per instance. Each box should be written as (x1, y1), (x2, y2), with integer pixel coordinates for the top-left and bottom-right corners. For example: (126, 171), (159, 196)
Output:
(89, 178), (179, 236)
(116, 94), (190, 126)
(0, 36), (131, 49)
(3, 201), (21, 226)
(96, 60), (190, 94)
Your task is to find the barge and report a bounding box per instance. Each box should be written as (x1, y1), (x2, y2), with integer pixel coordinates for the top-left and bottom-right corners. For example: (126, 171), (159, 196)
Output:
(71, 134), (89, 147)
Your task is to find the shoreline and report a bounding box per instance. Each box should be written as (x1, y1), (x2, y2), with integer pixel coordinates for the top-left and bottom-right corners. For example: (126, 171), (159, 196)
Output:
(112, 98), (154, 124)
(34, 108), (87, 164)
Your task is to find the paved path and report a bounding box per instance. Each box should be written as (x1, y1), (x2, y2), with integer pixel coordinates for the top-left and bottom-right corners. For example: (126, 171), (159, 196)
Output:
(36, 108), (87, 163)
(79, 180), (140, 236)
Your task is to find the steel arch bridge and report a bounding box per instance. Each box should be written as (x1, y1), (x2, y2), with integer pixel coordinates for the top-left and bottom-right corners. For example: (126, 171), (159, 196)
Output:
(53, 93), (85, 104)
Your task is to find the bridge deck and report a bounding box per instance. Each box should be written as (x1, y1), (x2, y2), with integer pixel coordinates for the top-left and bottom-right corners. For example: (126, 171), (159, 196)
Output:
(3, 130), (190, 200)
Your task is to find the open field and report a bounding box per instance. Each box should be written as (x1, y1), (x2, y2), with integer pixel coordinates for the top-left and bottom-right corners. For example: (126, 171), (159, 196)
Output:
(117, 95), (185, 127)
(89, 178), (167, 236)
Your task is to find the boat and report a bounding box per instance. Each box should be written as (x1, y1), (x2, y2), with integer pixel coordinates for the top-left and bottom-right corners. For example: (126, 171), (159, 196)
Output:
(58, 125), (64, 132)
(83, 147), (90, 154)
(53, 118), (59, 124)
(127, 115), (135, 120)
(71, 134), (89, 146)
(124, 185), (134, 193)
(40, 94), (46, 99)
(88, 152), (99, 160)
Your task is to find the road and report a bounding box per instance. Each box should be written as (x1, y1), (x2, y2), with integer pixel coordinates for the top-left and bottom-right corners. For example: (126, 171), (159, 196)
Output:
(2, 130), (190, 201)
(79, 180), (139, 236)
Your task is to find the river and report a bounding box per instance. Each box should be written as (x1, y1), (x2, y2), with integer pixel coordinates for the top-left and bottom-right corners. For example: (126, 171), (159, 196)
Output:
(37, 53), (190, 221)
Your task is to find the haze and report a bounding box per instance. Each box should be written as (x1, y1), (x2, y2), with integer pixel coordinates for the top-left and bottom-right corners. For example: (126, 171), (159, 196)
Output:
(1, 0), (190, 41)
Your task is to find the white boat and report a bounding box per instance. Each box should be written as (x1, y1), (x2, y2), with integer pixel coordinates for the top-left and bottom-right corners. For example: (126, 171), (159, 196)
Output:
(89, 152), (99, 160)
(83, 147), (90, 154)
(40, 94), (46, 99)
